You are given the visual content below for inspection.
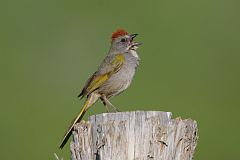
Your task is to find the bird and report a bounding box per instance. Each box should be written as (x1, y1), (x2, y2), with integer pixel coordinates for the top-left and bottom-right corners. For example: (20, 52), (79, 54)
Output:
(59, 29), (142, 149)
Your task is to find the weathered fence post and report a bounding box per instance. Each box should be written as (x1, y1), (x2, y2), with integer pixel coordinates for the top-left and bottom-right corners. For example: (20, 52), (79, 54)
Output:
(70, 111), (198, 160)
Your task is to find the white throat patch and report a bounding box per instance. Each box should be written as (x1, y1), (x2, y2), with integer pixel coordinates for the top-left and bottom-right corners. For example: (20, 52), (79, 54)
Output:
(130, 50), (139, 59)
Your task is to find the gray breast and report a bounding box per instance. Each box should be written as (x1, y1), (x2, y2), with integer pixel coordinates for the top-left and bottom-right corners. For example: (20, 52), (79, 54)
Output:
(99, 50), (140, 98)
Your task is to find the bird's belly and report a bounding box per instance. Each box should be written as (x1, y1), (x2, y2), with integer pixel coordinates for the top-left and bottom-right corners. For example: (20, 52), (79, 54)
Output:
(98, 64), (136, 97)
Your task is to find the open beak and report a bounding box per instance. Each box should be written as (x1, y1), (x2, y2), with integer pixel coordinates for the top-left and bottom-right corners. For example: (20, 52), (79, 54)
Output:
(129, 42), (142, 50)
(130, 33), (138, 40)
(131, 42), (143, 46)
(129, 33), (142, 50)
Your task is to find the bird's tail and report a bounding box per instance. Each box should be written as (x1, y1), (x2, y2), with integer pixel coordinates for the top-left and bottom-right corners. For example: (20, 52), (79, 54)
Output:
(59, 93), (99, 149)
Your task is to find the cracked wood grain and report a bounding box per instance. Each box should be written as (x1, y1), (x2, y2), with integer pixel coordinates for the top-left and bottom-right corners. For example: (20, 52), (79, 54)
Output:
(70, 111), (198, 160)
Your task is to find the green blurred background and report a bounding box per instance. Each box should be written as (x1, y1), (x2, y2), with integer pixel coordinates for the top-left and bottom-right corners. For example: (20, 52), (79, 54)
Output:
(0, 0), (240, 159)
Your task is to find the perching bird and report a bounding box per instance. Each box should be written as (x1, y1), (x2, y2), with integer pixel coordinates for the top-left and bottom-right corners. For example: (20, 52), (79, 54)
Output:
(59, 29), (142, 149)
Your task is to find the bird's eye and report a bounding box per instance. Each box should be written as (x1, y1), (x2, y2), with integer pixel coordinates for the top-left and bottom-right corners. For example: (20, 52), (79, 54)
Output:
(121, 38), (126, 42)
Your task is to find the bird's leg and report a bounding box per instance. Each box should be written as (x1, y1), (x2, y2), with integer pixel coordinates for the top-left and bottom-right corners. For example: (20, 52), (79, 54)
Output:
(104, 104), (111, 113)
(100, 97), (110, 113)
(102, 96), (120, 112)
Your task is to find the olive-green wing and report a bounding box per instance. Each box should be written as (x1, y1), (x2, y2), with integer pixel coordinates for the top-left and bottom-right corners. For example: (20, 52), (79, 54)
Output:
(78, 54), (125, 99)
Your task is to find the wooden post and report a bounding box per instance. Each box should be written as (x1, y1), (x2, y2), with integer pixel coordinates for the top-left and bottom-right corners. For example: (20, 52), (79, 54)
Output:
(70, 111), (198, 160)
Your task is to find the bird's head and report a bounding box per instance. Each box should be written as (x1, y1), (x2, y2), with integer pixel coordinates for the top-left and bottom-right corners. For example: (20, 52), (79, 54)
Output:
(110, 29), (142, 53)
